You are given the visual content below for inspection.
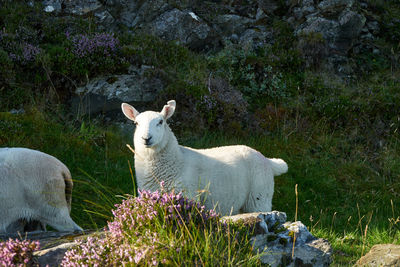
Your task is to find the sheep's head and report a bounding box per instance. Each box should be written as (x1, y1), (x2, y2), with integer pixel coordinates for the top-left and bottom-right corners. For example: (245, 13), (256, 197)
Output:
(121, 100), (176, 149)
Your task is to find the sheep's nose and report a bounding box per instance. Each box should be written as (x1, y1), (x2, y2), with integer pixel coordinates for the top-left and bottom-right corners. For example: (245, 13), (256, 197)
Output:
(142, 136), (152, 145)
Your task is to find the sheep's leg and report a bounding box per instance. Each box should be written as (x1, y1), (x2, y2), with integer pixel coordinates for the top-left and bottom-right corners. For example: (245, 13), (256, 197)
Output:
(24, 220), (46, 232)
(244, 163), (274, 213)
(5, 219), (25, 233)
(41, 209), (83, 232)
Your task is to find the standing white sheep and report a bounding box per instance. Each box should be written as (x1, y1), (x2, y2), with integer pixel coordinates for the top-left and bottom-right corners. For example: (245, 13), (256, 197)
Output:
(0, 147), (83, 233)
(121, 100), (288, 215)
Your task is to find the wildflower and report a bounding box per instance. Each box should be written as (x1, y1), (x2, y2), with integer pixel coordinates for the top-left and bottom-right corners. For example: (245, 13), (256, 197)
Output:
(0, 238), (40, 267)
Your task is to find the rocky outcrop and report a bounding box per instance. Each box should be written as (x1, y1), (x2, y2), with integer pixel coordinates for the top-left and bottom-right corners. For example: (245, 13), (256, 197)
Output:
(356, 244), (400, 266)
(40, 0), (376, 77)
(148, 9), (216, 50)
(222, 212), (333, 267)
(71, 65), (165, 116)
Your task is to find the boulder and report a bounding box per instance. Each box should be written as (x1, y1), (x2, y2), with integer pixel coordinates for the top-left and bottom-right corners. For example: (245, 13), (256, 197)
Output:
(149, 9), (215, 50)
(356, 244), (400, 266)
(72, 65), (165, 116)
(222, 212), (332, 267)
(63, 0), (103, 15)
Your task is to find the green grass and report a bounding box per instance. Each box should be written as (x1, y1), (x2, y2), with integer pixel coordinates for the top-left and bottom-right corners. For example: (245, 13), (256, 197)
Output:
(1, 107), (399, 264)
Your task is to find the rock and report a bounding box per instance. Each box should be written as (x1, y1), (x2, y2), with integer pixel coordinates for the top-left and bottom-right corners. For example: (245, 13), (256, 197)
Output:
(72, 65), (165, 116)
(367, 21), (380, 34)
(221, 212), (271, 235)
(116, 0), (170, 28)
(257, 0), (280, 15)
(42, 0), (62, 13)
(149, 9), (215, 50)
(239, 27), (272, 48)
(63, 0), (103, 15)
(296, 9), (365, 56)
(318, 0), (353, 15)
(222, 212), (332, 267)
(216, 14), (254, 36)
(356, 244), (400, 266)
(34, 242), (76, 267)
(336, 10), (366, 52)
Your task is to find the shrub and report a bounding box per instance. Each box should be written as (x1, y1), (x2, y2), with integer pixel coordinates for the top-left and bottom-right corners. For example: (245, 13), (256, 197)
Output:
(62, 183), (260, 266)
(208, 44), (288, 109)
(0, 238), (40, 267)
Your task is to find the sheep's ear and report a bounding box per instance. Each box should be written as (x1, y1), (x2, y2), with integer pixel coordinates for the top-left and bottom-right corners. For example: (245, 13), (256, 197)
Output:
(160, 100), (176, 120)
(121, 103), (139, 121)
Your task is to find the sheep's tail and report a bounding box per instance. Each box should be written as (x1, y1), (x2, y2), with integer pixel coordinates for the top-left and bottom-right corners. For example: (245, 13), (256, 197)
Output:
(269, 158), (288, 176)
(63, 169), (73, 213)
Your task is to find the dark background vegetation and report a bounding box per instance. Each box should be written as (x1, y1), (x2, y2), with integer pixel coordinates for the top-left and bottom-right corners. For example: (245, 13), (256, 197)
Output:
(0, 0), (399, 264)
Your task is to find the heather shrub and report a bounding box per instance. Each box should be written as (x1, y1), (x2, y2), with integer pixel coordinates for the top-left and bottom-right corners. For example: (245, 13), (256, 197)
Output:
(54, 32), (128, 80)
(62, 184), (261, 266)
(0, 238), (40, 267)
(208, 44), (288, 110)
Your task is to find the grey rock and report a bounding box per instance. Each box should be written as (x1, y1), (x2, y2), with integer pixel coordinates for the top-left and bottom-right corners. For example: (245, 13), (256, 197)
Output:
(336, 10), (366, 52)
(149, 9), (214, 50)
(34, 242), (76, 267)
(297, 16), (339, 49)
(216, 14), (254, 36)
(367, 21), (380, 34)
(115, 0), (170, 28)
(63, 0), (103, 15)
(318, 0), (353, 14)
(283, 221), (315, 244)
(221, 212), (271, 235)
(95, 10), (115, 26)
(239, 28), (272, 48)
(356, 244), (400, 266)
(73, 65), (164, 116)
(223, 212), (332, 267)
(257, 0), (279, 15)
(42, 0), (62, 13)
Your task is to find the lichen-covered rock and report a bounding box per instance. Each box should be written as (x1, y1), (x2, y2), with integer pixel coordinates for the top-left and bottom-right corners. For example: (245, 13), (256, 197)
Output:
(222, 212), (332, 267)
(356, 244), (400, 266)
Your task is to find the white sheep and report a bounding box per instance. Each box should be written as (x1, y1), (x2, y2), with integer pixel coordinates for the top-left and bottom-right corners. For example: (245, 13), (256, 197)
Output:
(0, 147), (83, 233)
(121, 100), (288, 215)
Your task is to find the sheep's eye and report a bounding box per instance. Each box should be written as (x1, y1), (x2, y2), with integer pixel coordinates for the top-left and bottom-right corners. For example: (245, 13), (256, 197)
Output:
(158, 120), (163, 126)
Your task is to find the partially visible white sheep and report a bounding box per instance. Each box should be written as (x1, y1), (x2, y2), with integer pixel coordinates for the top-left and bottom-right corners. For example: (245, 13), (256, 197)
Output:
(0, 147), (83, 233)
(121, 100), (288, 215)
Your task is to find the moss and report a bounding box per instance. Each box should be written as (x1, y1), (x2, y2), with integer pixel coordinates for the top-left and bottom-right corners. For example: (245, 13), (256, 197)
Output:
(267, 235), (278, 242)
(274, 227), (287, 234)
(279, 238), (288, 245)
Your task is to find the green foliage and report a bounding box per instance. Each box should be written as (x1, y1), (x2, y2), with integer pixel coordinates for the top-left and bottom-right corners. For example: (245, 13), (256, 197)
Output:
(208, 44), (290, 109)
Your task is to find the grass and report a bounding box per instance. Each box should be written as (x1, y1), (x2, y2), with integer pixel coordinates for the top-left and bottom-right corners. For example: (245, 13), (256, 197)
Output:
(1, 107), (399, 265)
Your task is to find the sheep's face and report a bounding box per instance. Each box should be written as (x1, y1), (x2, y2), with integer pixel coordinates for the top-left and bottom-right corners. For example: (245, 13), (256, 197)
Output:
(121, 100), (176, 149)
(134, 112), (167, 148)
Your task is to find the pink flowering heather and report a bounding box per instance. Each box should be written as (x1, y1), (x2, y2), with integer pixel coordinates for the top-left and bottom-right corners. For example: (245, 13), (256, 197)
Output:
(68, 32), (120, 58)
(0, 238), (40, 267)
(61, 183), (219, 266)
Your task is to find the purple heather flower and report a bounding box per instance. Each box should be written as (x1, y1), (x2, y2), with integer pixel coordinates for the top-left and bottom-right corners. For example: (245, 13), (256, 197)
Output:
(61, 182), (219, 266)
(69, 32), (120, 58)
(0, 238), (40, 267)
